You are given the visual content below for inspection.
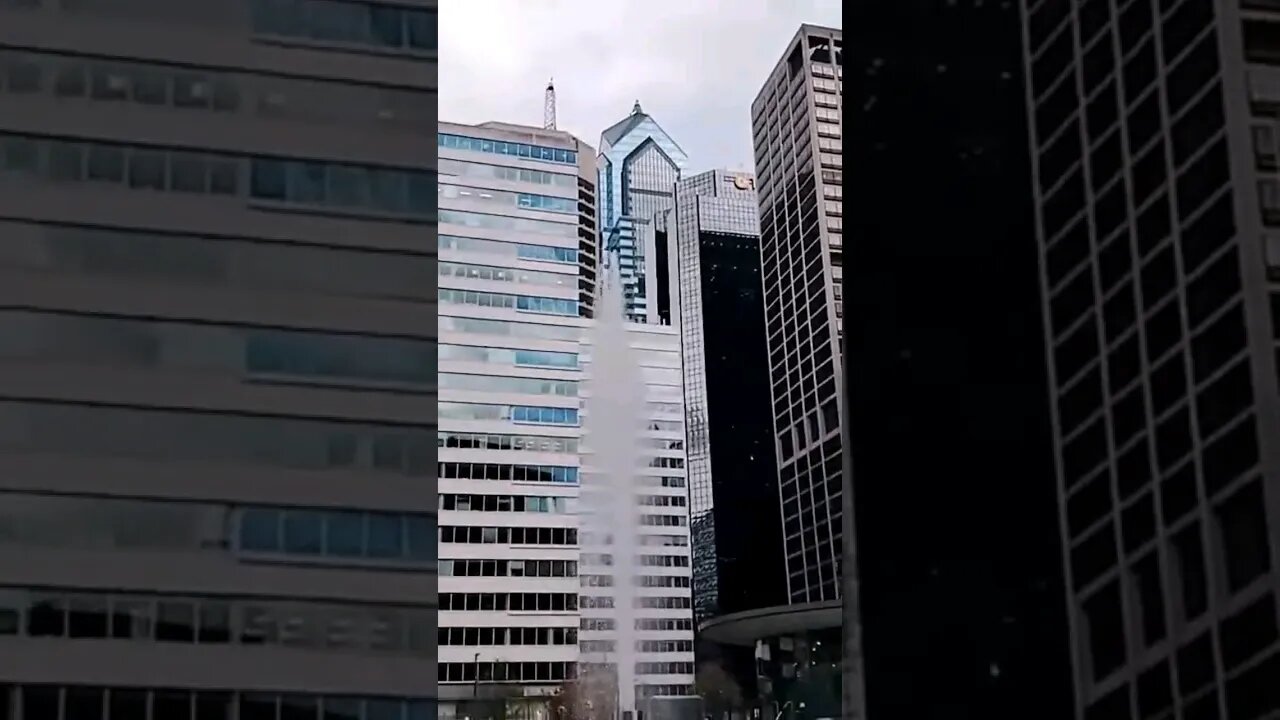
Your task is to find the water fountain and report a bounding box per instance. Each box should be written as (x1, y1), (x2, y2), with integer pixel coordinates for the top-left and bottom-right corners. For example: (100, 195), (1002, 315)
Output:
(578, 260), (646, 719)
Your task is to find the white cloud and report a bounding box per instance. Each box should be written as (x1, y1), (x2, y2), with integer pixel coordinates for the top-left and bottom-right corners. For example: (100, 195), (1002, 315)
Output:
(439, 0), (841, 173)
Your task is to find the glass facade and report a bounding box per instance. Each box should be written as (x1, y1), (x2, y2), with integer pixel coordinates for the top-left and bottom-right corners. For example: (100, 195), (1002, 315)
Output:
(671, 171), (786, 622)
(596, 103), (689, 323)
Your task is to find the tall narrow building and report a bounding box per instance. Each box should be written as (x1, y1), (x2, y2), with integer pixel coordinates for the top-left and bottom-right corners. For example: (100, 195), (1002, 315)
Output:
(1022, 0), (1280, 717)
(670, 170), (787, 623)
(437, 120), (595, 719)
(436, 120), (695, 715)
(0, 0), (437, 717)
(597, 102), (689, 325)
(845, 1), (1075, 718)
(746, 23), (851, 720)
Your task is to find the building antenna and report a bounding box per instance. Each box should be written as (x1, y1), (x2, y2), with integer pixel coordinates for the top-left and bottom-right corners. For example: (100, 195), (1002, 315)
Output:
(543, 78), (557, 130)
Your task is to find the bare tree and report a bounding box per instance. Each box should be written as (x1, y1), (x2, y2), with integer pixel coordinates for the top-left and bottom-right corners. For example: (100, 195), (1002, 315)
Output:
(552, 667), (619, 720)
(696, 662), (744, 717)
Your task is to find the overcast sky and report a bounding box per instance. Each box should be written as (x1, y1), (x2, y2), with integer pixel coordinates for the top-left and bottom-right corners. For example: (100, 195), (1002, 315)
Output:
(439, 0), (842, 174)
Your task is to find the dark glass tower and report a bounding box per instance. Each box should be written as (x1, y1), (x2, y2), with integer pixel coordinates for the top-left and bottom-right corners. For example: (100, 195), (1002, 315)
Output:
(1022, 0), (1280, 717)
(846, 2), (1073, 717)
(673, 170), (787, 623)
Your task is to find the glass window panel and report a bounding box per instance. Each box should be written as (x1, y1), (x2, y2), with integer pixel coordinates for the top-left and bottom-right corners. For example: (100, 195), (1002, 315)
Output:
(325, 511), (365, 557)
(153, 691), (193, 720)
(198, 601), (232, 643)
(86, 144), (126, 182)
(251, 158), (287, 199)
(169, 152), (209, 193)
(283, 510), (323, 554)
(48, 141), (85, 181)
(156, 600), (197, 642)
(1, 136), (38, 173)
(367, 513), (405, 558)
(127, 149), (167, 189)
(65, 687), (104, 720)
(240, 508), (281, 551)
(196, 692), (234, 720)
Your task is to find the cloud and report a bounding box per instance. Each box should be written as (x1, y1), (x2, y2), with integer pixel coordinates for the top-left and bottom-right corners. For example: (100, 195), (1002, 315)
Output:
(439, 0), (842, 173)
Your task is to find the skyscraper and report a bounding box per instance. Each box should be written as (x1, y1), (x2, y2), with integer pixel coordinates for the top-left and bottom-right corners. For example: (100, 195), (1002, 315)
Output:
(437, 120), (594, 719)
(598, 102), (689, 325)
(751, 23), (845, 605)
(0, 0), (436, 716)
(845, 1), (1074, 718)
(436, 120), (695, 713)
(1022, 0), (1280, 716)
(750, 23), (851, 718)
(670, 170), (787, 623)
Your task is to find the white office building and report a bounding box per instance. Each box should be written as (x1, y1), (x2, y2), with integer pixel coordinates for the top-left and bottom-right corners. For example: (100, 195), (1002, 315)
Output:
(436, 120), (694, 719)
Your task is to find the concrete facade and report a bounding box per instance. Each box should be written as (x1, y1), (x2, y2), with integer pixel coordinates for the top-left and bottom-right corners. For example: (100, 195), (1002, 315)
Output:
(0, 0), (436, 716)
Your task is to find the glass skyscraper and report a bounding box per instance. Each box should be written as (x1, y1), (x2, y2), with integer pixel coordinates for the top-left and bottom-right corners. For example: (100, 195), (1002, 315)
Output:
(670, 170), (787, 624)
(597, 101), (689, 325)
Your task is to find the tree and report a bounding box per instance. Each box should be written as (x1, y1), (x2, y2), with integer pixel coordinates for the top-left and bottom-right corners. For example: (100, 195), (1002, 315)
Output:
(696, 662), (744, 717)
(549, 667), (619, 720)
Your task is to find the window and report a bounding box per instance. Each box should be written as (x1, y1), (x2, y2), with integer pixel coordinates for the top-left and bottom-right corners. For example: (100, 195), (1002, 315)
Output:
(1215, 480), (1272, 593)
(439, 133), (577, 165)
(1173, 523), (1209, 621)
(1083, 581), (1127, 681)
(249, 0), (437, 54)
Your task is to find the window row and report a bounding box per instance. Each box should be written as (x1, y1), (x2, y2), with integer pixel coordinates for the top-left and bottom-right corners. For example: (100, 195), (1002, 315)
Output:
(576, 618), (693, 633)
(439, 133), (578, 165)
(0, 588), (431, 658)
(646, 456), (686, 469)
(0, 401), (432, 476)
(437, 401), (580, 426)
(238, 507), (436, 564)
(0, 220), (434, 304)
(582, 597), (692, 610)
(250, 0), (435, 53)
(636, 662), (695, 676)
(438, 593), (579, 612)
(2, 684), (431, 720)
(580, 533), (690, 548)
(580, 575), (690, 589)
(438, 260), (574, 289)
(639, 515), (688, 528)
(0, 134), (434, 218)
(440, 234), (578, 265)
(0, 310), (434, 387)
(0, 50), (431, 132)
(438, 184), (576, 214)
(438, 372), (577, 397)
(581, 554), (691, 568)
(637, 495), (687, 507)
(439, 558), (577, 578)
(437, 461), (579, 485)
(437, 431), (579, 454)
(438, 661), (577, 684)
(439, 493), (571, 514)
(438, 208), (576, 239)
(437, 158), (576, 189)
(438, 343), (578, 369)
(437, 315), (581, 342)
(438, 288), (580, 317)
(637, 640), (694, 653)
(437, 525), (577, 546)
(438, 625), (576, 646)
(250, 157), (434, 217)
